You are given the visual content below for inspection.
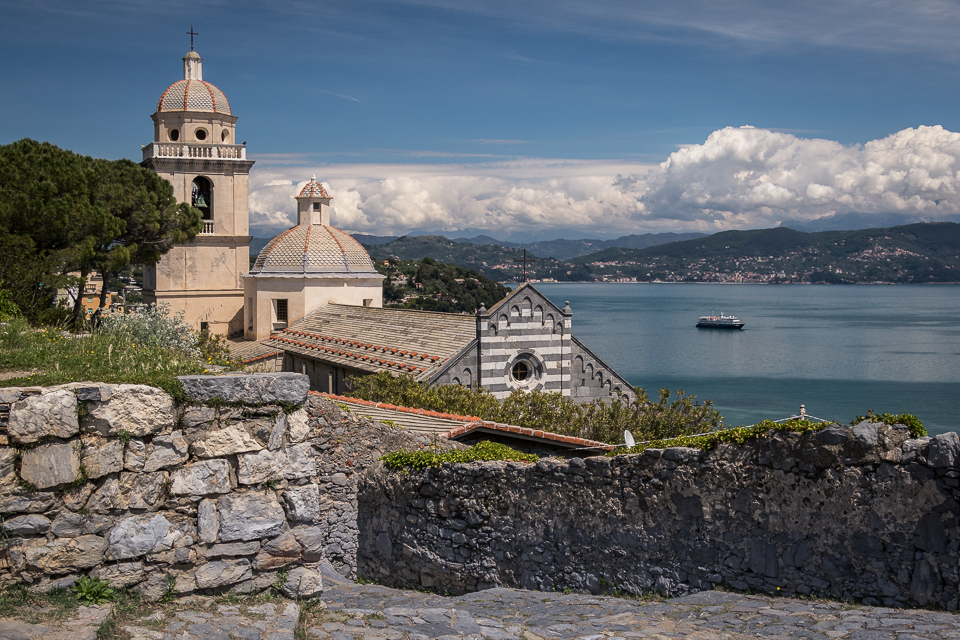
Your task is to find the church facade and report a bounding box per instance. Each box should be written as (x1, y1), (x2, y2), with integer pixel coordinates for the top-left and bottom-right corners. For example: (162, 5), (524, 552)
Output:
(265, 283), (635, 402)
(141, 49), (253, 336)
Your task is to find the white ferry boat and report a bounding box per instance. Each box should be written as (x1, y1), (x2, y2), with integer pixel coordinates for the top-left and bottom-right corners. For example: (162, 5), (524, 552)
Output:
(696, 313), (745, 330)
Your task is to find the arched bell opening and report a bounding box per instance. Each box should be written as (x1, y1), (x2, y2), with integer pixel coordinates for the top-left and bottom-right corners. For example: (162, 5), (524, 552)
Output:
(191, 176), (214, 220)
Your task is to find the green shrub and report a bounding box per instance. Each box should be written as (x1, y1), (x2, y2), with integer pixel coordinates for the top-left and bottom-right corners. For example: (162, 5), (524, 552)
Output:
(0, 290), (22, 322)
(71, 575), (114, 605)
(98, 302), (199, 358)
(381, 440), (538, 471)
(612, 419), (830, 456)
(348, 372), (723, 444)
(852, 410), (927, 437)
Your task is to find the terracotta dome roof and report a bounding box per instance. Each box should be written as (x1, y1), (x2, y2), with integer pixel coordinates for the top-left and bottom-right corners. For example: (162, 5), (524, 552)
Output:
(251, 225), (377, 274)
(298, 178), (330, 199)
(157, 79), (232, 115)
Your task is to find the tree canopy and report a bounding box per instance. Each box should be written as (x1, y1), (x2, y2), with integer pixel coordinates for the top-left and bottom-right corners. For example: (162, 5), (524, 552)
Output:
(0, 139), (202, 324)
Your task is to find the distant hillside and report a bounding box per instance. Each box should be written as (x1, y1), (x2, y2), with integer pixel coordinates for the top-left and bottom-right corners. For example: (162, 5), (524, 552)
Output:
(449, 232), (707, 260)
(566, 223), (960, 284)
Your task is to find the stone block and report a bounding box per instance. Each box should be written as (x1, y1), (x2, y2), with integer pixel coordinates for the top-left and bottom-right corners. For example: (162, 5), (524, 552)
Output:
(177, 373), (309, 406)
(237, 449), (284, 485)
(106, 513), (185, 560)
(194, 559), (252, 589)
(2, 514), (51, 535)
(218, 492), (287, 542)
(20, 442), (81, 489)
(204, 541), (260, 557)
(22, 535), (108, 573)
(280, 566), (323, 599)
(60, 482), (94, 512)
(83, 384), (176, 437)
(198, 498), (220, 544)
(282, 484), (321, 522)
(51, 513), (114, 538)
(0, 491), (55, 514)
(253, 531), (301, 570)
(190, 425), (262, 458)
(285, 443), (318, 479)
(816, 423), (849, 445)
(92, 561), (145, 588)
(927, 432), (960, 468)
(291, 525), (326, 562)
(122, 471), (167, 509)
(287, 409), (311, 443)
(268, 412), (287, 450)
(124, 438), (145, 471)
(0, 447), (16, 489)
(81, 438), (124, 479)
(853, 420), (880, 448)
(85, 477), (125, 512)
(182, 405), (216, 428)
(143, 431), (189, 471)
(8, 389), (79, 444)
(169, 459), (233, 496)
(662, 447), (700, 462)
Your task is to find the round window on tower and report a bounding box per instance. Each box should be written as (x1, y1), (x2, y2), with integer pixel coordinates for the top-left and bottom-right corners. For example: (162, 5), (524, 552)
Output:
(169, 129), (180, 141)
(195, 128), (208, 141)
(511, 361), (530, 382)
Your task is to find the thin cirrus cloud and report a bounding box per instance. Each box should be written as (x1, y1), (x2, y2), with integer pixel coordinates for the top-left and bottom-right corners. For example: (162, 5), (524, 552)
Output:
(316, 89), (363, 103)
(247, 124), (960, 238)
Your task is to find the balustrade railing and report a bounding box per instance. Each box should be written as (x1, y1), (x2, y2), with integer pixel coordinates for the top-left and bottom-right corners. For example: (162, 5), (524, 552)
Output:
(142, 142), (247, 161)
(200, 221), (215, 235)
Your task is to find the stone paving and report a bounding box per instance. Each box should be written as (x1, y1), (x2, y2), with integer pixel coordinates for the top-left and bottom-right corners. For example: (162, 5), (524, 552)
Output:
(3, 574), (959, 640)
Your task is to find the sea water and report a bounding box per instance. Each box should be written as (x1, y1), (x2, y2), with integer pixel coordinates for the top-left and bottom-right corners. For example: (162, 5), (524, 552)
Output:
(534, 283), (960, 435)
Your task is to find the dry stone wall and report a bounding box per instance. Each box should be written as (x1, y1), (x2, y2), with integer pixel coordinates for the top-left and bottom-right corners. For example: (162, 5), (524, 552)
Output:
(0, 374), (454, 599)
(358, 422), (960, 610)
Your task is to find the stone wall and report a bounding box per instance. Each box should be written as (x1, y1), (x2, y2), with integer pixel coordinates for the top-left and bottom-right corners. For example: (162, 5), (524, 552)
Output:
(0, 374), (454, 599)
(358, 422), (960, 610)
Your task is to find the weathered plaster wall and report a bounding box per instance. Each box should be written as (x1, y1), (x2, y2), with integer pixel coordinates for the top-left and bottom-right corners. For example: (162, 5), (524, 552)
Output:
(358, 422), (960, 610)
(0, 374), (453, 599)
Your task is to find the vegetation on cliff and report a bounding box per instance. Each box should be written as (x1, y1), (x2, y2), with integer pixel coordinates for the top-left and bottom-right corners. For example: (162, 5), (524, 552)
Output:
(377, 257), (509, 313)
(347, 371), (723, 444)
(381, 440), (538, 471)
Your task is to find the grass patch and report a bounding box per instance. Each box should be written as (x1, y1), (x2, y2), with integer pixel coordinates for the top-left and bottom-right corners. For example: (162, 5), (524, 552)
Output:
(0, 318), (208, 398)
(380, 440), (538, 472)
(0, 584), (79, 625)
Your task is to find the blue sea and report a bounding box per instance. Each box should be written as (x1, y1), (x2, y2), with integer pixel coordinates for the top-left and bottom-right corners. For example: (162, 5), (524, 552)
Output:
(533, 283), (960, 436)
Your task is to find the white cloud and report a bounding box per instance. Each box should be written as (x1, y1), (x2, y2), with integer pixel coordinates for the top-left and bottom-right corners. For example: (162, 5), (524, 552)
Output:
(247, 125), (960, 238)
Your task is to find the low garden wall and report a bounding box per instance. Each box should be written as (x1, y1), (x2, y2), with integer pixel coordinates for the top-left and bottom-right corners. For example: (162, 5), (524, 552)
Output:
(0, 374), (451, 599)
(358, 422), (960, 610)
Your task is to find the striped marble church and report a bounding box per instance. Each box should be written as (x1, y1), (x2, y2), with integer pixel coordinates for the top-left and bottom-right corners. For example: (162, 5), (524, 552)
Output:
(266, 283), (634, 402)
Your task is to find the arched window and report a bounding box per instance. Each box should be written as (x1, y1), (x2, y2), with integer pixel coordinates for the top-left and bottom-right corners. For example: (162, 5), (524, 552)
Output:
(191, 177), (213, 220)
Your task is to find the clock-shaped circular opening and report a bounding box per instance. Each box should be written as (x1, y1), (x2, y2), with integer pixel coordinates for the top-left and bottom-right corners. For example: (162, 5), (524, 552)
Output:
(195, 128), (207, 141)
(169, 129), (180, 141)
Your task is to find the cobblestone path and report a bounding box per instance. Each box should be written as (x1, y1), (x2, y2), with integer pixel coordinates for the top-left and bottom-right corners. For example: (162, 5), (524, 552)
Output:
(3, 575), (959, 640)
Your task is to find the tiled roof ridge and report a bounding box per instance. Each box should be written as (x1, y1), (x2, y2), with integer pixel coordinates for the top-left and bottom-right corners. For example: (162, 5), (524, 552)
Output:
(442, 421), (614, 451)
(199, 81), (218, 113)
(273, 333), (432, 373)
(312, 391), (614, 450)
(241, 350), (282, 365)
(304, 224), (312, 256)
(485, 282), (532, 314)
(326, 226), (347, 256)
(298, 180), (330, 199)
(311, 391), (482, 423)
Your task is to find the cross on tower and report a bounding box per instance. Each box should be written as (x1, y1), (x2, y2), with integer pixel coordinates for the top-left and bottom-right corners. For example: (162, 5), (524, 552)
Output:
(513, 249), (536, 282)
(186, 25), (199, 51)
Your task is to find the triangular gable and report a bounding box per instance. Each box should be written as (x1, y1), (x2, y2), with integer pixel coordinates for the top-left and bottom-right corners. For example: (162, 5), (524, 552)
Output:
(485, 282), (566, 319)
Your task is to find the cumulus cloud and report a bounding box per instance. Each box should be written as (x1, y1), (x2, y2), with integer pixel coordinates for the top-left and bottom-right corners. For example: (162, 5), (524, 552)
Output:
(248, 125), (960, 238)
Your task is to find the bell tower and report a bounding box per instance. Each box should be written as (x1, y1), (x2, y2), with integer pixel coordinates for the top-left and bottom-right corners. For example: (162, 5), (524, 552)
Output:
(141, 46), (254, 336)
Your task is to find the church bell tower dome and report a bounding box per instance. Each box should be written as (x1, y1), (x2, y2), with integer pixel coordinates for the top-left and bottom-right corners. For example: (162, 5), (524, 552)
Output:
(156, 51), (232, 115)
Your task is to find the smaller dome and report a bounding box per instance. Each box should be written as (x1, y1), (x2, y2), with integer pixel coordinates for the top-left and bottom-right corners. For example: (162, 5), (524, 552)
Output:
(157, 79), (232, 115)
(298, 177), (330, 199)
(252, 225), (377, 274)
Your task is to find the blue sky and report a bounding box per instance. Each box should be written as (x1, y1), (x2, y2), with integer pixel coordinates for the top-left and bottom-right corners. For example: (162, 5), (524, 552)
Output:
(4, 1), (960, 239)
